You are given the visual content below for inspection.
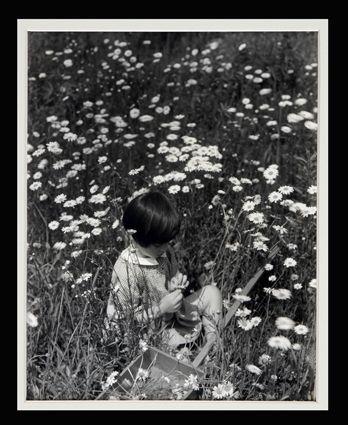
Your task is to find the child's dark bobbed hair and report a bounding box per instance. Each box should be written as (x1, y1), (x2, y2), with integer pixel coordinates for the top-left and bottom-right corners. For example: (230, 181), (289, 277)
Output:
(122, 190), (181, 247)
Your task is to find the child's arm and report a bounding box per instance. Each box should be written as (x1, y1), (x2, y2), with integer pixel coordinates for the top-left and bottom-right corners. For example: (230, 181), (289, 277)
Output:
(109, 285), (183, 323)
(108, 262), (183, 324)
(131, 291), (182, 322)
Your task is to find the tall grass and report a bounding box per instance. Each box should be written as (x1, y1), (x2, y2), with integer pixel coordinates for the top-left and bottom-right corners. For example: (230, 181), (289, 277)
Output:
(26, 31), (317, 400)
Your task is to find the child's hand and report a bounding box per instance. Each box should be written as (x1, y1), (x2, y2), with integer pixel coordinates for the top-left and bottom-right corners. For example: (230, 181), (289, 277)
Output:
(159, 289), (183, 314)
(168, 271), (189, 292)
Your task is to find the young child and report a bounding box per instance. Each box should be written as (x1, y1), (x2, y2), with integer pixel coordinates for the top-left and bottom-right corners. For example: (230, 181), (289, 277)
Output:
(107, 190), (222, 348)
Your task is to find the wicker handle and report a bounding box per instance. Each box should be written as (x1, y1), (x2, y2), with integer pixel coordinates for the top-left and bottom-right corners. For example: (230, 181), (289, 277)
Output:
(192, 339), (215, 368)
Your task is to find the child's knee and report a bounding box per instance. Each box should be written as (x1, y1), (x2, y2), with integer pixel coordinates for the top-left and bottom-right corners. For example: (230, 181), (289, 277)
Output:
(201, 286), (223, 331)
(202, 285), (222, 306)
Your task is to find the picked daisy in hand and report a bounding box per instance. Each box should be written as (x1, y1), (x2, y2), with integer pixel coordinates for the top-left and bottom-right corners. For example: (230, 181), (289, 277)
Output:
(168, 271), (190, 291)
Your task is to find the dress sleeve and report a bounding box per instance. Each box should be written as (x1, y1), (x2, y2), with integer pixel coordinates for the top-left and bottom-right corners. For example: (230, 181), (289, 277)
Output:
(107, 260), (142, 321)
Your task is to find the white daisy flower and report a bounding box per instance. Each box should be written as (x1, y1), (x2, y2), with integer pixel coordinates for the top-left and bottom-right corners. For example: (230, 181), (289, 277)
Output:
(294, 325), (309, 335)
(284, 258), (297, 268)
(275, 317), (295, 330)
(267, 335), (292, 351)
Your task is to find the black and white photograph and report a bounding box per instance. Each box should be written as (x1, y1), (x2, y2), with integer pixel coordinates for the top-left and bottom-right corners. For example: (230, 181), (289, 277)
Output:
(18, 19), (328, 409)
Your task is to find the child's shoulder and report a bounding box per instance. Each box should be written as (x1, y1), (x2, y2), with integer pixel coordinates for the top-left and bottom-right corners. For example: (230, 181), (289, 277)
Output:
(111, 248), (141, 282)
(113, 247), (137, 269)
(117, 246), (134, 263)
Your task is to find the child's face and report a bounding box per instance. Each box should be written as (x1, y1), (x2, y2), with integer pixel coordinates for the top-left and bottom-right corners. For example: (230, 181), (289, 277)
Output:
(134, 240), (169, 259)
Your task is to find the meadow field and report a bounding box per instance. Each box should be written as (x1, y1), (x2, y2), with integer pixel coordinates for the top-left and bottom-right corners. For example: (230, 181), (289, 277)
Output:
(26, 31), (318, 401)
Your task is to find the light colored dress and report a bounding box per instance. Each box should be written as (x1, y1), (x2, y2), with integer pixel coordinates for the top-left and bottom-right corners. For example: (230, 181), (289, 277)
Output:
(107, 245), (202, 347)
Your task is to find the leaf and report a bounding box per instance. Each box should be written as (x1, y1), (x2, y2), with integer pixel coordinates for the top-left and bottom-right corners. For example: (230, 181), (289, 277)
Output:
(294, 155), (307, 164)
(310, 153), (317, 162)
(32, 384), (40, 399)
(66, 365), (71, 377)
(285, 217), (297, 227)
(42, 81), (54, 104)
